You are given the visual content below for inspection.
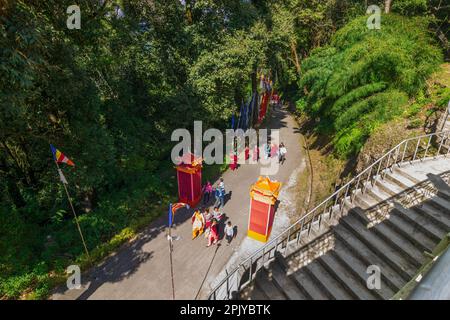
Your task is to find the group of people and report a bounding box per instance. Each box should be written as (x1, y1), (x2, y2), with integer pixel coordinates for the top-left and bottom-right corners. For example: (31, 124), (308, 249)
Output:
(252, 141), (287, 163)
(228, 141), (288, 172)
(202, 178), (226, 208)
(191, 206), (235, 247)
(192, 178), (234, 247)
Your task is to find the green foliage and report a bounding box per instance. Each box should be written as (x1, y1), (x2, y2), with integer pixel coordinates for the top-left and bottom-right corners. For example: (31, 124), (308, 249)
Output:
(392, 0), (428, 16)
(408, 118), (423, 129)
(299, 14), (442, 157)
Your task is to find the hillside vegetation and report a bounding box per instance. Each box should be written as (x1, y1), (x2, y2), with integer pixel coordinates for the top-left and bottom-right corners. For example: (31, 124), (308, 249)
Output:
(297, 14), (443, 158)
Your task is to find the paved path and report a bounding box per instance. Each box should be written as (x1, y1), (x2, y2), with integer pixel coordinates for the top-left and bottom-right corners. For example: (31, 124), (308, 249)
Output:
(52, 105), (306, 300)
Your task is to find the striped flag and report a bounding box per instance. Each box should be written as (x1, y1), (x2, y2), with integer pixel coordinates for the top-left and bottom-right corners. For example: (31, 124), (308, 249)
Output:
(168, 202), (189, 227)
(50, 144), (75, 166)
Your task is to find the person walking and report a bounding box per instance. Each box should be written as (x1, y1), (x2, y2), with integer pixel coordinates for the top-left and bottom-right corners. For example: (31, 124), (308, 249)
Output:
(202, 181), (213, 204)
(214, 178), (225, 208)
(252, 145), (259, 162)
(218, 178), (225, 193)
(207, 219), (219, 247)
(224, 221), (234, 245)
(203, 208), (213, 238)
(279, 142), (287, 164)
(270, 143), (278, 158)
(191, 209), (205, 239)
(212, 206), (222, 221)
(264, 143), (271, 159)
(215, 187), (225, 208)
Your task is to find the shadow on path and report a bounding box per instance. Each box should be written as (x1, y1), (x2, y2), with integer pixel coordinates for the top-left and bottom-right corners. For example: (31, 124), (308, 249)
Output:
(194, 243), (221, 300)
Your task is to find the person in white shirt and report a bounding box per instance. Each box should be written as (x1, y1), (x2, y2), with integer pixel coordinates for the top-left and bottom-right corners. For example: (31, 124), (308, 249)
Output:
(279, 142), (287, 164)
(224, 221), (234, 245)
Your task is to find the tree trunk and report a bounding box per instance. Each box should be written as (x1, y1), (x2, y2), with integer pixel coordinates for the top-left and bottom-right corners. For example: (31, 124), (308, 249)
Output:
(384, 0), (392, 13)
(290, 40), (301, 74)
(251, 68), (258, 127)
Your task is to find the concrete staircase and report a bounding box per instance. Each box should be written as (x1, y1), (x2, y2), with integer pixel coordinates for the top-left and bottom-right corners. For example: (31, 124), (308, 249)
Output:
(240, 158), (450, 300)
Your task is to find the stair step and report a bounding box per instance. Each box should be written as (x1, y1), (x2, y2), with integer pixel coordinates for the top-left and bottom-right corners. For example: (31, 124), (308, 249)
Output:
(425, 195), (450, 214)
(391, 204), (446, 241)
(333, 223), (406, 291)
(270, 259), (307, 300)
(331, 241), (394, 299)
(375, 177), (404, 197)
(374, 180), (449, 239)
(254, 269), (287, 300)
(303, 260), (354, 300)
(290, 267), (329, 300)
(351, 208), (425, 268)
(412, 201), (450, 232)
(384, 172), (415, 191)
(437, 187), (450, 203)
(386, 172), (450, 214)
(318, 253), (378, 300)
(394, 167), (422, 184)
(354, 180), (438, 253)
(340, 213), (417, 281)
(365, 185), (390, 204)
(243, 284), (270, 300)
(352, 190), (376, 210)
(385, 210), (438, 253)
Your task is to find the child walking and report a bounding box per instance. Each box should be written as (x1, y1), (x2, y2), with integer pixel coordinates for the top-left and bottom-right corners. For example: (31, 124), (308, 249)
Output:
(224, 221), (234, 245)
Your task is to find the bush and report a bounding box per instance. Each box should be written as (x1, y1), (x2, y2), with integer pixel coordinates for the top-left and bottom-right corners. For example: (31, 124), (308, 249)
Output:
(298, 14), (442, 157)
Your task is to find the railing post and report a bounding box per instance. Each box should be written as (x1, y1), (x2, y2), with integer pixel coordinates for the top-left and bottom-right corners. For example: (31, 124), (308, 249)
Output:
(386, 152), (392, 175)
(437, 132), (445, 155)
(249, 257), (253, 283)
(236, 267), (240, 296)
(226, 276), (230, 299)
(423, 136), (431, 159)
(412, 137), (421, 162)
(297, 219), (305, 245)
(351, 176), (361, 201)
(343, 182), (350, 198)
(307, 213), (314, 236)
(285, 229), (291, 255)
(363, 166), (373, 193)
(394, 144), (400, 166)
(375, 158), (383, 182)
(262, 246), (266, 264)
(401, 140), (409, 163)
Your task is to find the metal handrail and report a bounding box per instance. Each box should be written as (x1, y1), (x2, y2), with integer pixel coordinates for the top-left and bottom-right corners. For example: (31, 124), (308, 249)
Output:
(208, 130), (450, 300)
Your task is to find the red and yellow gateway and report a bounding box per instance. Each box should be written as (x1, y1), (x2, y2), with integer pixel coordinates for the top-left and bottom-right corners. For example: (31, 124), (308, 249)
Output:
(175, 153), (203, 208)
(248, 176), (281, 242)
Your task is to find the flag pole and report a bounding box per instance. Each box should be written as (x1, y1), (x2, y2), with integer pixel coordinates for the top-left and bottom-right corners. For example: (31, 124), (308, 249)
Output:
(54, 160), (91, 262)
(168, 223), (176, 300)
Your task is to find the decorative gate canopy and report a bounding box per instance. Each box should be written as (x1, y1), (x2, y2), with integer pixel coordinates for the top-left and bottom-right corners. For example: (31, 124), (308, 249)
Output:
(175, 153), (203, 207)
(248, 176), (281, 242)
